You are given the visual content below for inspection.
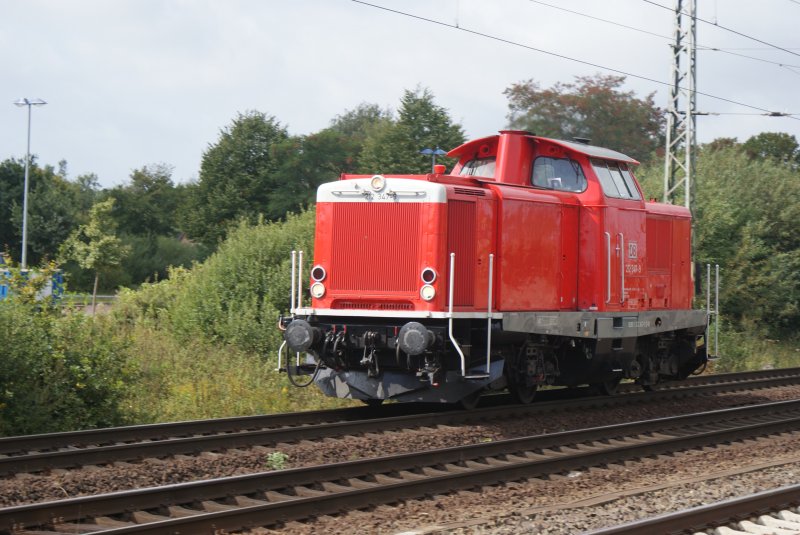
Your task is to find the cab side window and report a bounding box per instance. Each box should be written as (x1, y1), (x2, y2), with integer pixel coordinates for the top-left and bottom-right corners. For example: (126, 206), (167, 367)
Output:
(591, 159), (641, 200)
(531, 157), (587, 192)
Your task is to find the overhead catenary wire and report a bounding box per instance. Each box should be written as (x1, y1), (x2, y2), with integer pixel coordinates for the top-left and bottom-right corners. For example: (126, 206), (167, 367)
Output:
(529, 0), (800, 76)
(719, 47), (800, 50)
(723, 47), (800, 50)
(700, 111), (800, 116)
(529, 0), (671, 41)
(642, 0), (800, 60)
(350, 0), (800, 121)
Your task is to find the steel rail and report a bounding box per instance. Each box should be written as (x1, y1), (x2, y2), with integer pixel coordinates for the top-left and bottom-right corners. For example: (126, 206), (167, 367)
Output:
(2, 369), (800, 475)
(0, 405), (388, 455)
(1, 366), (795, 455)
(614, 365), (800, 393)
(585, 483), (800, 534)
(5, 398), (800, 534)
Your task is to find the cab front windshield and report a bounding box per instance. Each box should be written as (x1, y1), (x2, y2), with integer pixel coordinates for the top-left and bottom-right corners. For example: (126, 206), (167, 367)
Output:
(459, 157), (496, 178)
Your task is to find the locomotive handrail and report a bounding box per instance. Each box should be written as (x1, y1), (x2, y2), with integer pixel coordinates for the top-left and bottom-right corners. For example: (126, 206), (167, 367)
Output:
(485, 253), (494, 375)
(447, 252), (467, 377)
(382, 190), (426, 197)
(449, 252), (492, 379)
(295, 250), (304, 368)
(279, 250), (304, 373)
(706, 263), (720, 358)
(279, 250), (299, 373)
(296, 250), (304, 311)
(605, 232), (612, 304)
(619, 232), (625, 304)
(329, 189), (425, 198)
(276, 340), (287, 372)
(290, 250), (297, 314)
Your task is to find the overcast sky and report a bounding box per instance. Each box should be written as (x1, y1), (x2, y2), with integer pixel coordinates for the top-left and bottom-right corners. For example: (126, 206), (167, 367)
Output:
(3, 0), (799, 188)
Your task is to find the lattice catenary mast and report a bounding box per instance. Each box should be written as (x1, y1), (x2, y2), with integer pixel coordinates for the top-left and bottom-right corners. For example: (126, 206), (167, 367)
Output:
(663, 0), (719, 357)
(663, 0), (697, 209)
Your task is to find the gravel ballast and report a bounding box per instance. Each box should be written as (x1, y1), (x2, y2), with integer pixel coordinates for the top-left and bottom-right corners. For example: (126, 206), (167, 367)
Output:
(3, 384), (800, 534)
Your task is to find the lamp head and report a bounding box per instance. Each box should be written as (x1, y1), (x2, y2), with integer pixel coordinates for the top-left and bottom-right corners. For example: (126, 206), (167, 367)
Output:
(14, 98), (47, 107)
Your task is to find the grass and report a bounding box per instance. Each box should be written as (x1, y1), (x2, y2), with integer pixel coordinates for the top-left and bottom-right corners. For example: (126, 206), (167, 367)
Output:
(117, 319), (800, 425)
(709, 328), (800, 374)
(121, 324), (355, 424)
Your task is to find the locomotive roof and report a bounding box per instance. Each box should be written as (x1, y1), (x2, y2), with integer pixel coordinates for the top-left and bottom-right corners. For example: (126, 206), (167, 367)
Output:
(543, 137), (639, 165)
(447, 132), (639, 165)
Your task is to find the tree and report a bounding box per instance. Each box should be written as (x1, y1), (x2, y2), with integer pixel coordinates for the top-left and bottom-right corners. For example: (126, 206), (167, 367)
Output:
(181, 111), (289, 245)
(329, 102), (393, 143)
(0, 158), (27, 257)
(60, 198), (130, 311)
(358, 87), (466, 174)
(743, 132), (799, 164)
(625, 136), (800, 337)
(18, 172), (81, 263)
(268, 129), (359, 219)
(0, 157), (96, 265)
(705, 137), (739, 153)
(108, 163), (180, 236)
(680, 146), (800, 335)
(504, 74), (664, 163)
(327, 102), (393, 172)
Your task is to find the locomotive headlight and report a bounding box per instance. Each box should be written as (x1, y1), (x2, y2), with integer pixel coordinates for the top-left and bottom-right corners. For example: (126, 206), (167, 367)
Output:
(421, 267), (437, 284)
(370, 175), (386, 192)
(310, 282), (326, 299)
(420, 284), (436, 301)
(310, 265), (326, 282)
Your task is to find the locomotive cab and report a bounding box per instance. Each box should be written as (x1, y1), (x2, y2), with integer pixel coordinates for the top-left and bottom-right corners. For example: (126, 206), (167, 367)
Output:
(281, 130), (707, 406)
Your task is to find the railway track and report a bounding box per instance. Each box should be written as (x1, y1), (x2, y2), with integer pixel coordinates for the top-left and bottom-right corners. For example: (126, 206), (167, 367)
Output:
(586, 483), (800, 534)
(2, 367), (799, 476)
(5, 396), (800, 534)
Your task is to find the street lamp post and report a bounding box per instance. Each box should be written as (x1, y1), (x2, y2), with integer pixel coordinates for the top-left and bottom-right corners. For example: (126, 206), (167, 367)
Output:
(419, 147), (447, 173)
(14, 97), (47, 270)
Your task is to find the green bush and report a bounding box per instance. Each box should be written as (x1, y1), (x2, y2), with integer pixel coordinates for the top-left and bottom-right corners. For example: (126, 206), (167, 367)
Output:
(0, 299), (134, 435)
(114, 266), (190, 327)
(111, 209), (352, 423)
(167, 210), (315, 354)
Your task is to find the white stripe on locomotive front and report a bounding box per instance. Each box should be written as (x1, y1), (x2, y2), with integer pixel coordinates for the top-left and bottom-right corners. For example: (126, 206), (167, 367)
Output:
(316, 177), (448, 204)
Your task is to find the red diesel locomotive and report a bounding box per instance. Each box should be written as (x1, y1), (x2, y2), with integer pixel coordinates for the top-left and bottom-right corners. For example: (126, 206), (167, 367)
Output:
(281, 130), (707, 406)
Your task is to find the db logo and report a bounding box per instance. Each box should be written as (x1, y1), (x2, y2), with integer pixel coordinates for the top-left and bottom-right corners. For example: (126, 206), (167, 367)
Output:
(628, 242), (638, 259)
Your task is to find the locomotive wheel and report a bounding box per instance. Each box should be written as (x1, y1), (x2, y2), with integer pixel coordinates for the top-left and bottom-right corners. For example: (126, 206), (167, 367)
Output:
(592, 377), (621, 396)
(509, 343), (542, 404)
(510, 383), (537, 404)
(637, 354), (660, 392)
